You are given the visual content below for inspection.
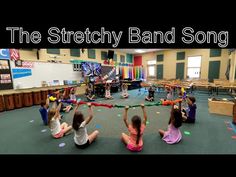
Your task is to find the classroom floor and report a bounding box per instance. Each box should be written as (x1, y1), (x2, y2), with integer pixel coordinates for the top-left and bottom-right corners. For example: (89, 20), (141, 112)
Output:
(0, 88), (236, 154)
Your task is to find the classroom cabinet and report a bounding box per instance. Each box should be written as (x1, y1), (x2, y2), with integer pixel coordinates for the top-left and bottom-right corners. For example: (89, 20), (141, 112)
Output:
(4, 94), (15, 110)
(0, 95), (5, 112)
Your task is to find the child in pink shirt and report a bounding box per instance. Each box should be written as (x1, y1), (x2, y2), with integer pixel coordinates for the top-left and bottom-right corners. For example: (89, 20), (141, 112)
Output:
(121, 104), (147, 152)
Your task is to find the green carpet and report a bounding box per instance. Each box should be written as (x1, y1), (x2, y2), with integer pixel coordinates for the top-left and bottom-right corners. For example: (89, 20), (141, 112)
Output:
(0, 89), (236, 154)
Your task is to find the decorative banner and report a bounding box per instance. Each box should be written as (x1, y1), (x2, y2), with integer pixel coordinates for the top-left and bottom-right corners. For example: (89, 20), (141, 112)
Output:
(12, 68), (32, 79)
(22, 61), (34, 68)
(142, 66), (145, 79)
(133, 66), (144, 80)
(102, 66), (115, 81)
(134, 67), (136, 79)
(70, 59), (84, 64)
(9, 49), (20, 61)
(0, 49), (10, 59)
(15, 60), (33, 68)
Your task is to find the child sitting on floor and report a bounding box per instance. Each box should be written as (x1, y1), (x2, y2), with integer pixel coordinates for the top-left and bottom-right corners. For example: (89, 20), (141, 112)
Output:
(85, 84), (95, 101)
(72, 103), (99, 149)
(57, 92), (73, 113)
(48, 102), (72, 139)
(158, 102), (182, 144)
(145, 86), (155, 102)
(61, 102), (73, 113)
(70, 88), (77, 101)
(166, 86), (174, 100)
(105, 83), (113, 99)
(121, 83), (129, 98)
(182, 96), (197, 123)
(121, 104), (147, 152)
(39, 96), (50, 125)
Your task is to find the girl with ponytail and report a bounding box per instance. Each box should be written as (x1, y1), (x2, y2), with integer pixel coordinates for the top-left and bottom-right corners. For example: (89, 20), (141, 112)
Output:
(121, 104), (147, 152)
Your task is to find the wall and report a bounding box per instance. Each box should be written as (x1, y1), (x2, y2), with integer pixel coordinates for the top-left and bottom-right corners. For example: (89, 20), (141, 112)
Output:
(139, 49), (229, 80)
(19, 49), (128, 63)
(10, 49), (129, 89)
(15, 49), (230, 85)
(229, 51), (236, 82)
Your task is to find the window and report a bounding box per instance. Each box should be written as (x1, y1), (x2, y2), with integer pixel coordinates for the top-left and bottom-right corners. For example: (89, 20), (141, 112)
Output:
(210, 49), (221, 57)
(147, 60), (156, 77)
(47, 49), (60, 54)
(70, 49), (80, 57)
(148, 65), (155, 77)
(88, 49), (96, 59)
(113, 54), (117, 61)
(156, 54), (164, 62)
(101, 51), (108, 60)
(126, 54), (133, 63)
(187, 56), (202, 79)
(120, 55), (125, 63)
(177, 52), (185, 60)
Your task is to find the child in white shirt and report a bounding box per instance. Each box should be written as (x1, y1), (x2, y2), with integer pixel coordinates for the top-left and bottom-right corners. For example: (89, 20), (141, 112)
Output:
(72, 103), (99, 149)
(48, 102), (72, 138)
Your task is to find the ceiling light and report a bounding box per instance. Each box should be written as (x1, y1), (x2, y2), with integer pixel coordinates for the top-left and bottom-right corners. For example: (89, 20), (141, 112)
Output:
(135, 49), (145, 53)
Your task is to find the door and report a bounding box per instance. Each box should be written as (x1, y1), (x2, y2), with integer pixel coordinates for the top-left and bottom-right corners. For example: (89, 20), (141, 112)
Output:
(176, 63), (185, 80)
(208, 61), (220, 82)
(157, 64), (163, 79)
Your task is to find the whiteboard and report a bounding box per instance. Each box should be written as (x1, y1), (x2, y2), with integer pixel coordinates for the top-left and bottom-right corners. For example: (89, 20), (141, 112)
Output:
(10, 61), (82, 89)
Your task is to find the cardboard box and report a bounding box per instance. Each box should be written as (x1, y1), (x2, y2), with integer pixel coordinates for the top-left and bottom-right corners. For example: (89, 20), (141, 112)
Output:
(208, 98), (234, 116)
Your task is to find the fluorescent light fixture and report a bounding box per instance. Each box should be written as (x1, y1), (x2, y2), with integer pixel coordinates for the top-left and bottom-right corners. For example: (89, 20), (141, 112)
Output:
(135, 49), (146, 53)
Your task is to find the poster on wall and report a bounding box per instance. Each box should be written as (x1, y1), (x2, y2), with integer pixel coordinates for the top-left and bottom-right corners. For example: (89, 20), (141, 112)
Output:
(0, 49), (10, 59)
(14, 60), (34, 68)
(15, 60), (22, 67)
(101, 65), (116, 80)
(22, 61), (34, 68)
(10, 49), (20, 61)
(0, 60), (9, 69)
(0, 59), (13, 90)
(12, 68), (32, 79)
(81, 62), (101, 76)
